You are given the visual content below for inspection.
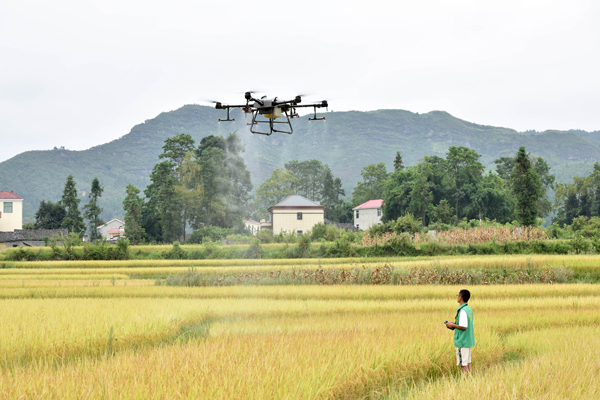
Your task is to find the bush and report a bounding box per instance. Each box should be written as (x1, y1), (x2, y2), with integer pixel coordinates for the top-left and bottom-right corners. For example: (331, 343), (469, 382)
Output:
(186, 227), (232, 244)
(115, 238), (130, 260)
(310, 223), (327, 241)
(297, 233), (312, 258)
(164, 241), (186, 259)
(256, 229), (275, 243)
(83, 240), (110, 260)
(321, 233), (357, 258)
(244, 238), (264, 259)
(392, 214), (422, 234)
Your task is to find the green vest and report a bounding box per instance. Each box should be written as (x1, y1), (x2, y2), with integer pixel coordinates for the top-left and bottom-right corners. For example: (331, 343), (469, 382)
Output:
(454, 303), (475, 348)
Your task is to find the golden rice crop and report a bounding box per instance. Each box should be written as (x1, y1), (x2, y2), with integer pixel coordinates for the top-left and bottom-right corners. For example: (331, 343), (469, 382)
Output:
(3, 280), (600, 300)
(1, 285), (599, 399)
(0, 279), (151, 288)
(4, 256), (405, 269)
(401, 326), (600, 400)
(4, 254), (600, 282)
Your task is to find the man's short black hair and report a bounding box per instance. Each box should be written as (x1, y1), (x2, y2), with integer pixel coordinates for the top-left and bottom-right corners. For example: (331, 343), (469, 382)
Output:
(459, 289), (470, 302)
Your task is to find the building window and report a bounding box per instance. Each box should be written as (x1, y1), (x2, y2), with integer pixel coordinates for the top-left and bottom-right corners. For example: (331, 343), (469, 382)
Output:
(377, 209), (381, 217)
(297, 212), (303, 220)
(356, 210), (359, 218)
(3, 202), (13, 213)
(356, 224), (359, 230)
(297, 230), (302, 234)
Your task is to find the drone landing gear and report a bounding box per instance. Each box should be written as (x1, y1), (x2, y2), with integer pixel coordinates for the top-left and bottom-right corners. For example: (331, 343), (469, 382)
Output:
(217, 107), (235, 122)
(249, 110), (293, 135)
(308, 105), (325, 121)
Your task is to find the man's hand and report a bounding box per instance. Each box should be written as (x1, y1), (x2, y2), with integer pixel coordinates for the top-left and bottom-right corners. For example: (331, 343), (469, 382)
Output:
(445, 322), (455, 330)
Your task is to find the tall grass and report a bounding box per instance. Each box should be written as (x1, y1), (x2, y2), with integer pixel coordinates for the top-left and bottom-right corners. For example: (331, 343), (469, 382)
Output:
(363, 226), (548, 246)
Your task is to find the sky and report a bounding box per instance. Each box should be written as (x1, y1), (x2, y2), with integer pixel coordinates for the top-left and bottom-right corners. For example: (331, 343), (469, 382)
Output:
(1, 0), (599, 162)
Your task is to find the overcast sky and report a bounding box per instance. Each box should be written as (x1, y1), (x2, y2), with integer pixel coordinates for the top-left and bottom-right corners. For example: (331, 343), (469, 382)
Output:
(1, 0), (599, 162)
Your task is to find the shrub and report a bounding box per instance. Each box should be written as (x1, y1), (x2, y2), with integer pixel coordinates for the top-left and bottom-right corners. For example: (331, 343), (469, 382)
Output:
(244, 238), (263, 259)
(186, 227), (232, 244)
(115, 238), (130, 260)
(164, 241), (186, 260)
(310, 223), (327, 241)
(256, 229), (275, 244)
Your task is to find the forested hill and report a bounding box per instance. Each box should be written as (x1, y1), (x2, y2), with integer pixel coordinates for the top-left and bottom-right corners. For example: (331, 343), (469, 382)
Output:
(1, 104), (599, 222)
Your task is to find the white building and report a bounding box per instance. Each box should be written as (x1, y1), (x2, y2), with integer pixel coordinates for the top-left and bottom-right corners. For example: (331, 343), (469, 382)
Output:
(98, 219), (125, 241)
(353, 199), (383, 230)
(244, 218), (260, 235)
(0, 191), (23, 232)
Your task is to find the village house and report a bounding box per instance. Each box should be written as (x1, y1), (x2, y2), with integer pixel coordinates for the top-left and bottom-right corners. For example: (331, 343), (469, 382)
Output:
(97, 219), (125, 241)
(0, 191), (23, 232)
(353, 199), (383, 230)
(261, 195), (325, 235)
(244, 218), (260, 235)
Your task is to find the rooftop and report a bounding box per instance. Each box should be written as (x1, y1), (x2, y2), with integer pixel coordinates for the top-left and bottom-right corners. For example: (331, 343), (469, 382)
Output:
(0, 191), (22, 200)
(269, 195), (323, 210)
(98, 218), (125, 228)
(353, 199), (384, 209)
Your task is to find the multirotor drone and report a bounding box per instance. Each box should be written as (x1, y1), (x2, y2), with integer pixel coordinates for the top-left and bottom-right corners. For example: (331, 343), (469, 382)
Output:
(214, 92), (328, 135)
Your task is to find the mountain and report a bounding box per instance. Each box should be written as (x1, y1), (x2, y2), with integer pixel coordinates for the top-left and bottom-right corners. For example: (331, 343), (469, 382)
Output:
(1, 105), (599, 222)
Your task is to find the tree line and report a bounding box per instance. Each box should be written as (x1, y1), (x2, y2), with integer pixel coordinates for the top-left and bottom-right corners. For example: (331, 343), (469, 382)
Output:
(32, 131), (584, 243)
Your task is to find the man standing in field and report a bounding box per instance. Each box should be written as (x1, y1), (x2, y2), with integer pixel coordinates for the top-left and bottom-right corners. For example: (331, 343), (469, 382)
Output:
(445, 289), (475, 376)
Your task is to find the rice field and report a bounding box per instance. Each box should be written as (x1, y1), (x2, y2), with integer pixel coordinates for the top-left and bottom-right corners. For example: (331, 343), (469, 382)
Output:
(2, 255), (600, 398)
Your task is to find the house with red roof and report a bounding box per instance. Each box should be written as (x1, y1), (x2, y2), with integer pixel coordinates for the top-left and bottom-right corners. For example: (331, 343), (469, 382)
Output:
(97, 218), (125, 241)
(352, 199), (383, 230)
(0, 191), (23, 232)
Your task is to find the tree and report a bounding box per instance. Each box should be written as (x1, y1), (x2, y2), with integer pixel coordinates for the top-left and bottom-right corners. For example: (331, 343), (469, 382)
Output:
(196, 147), (232, 228)
(284, 160), (326, 202)
(34, 200), (66, 229)
(512, 147), (542, 226)
(177, 154), (203, 235)
(123, 184), (146, 244)
(445, 147), (484, 224)
(408, 164), (434, 226)
(194, 133), (253, 226)
(322, 167), (346, 221)
(82, 177), (104, 242)
(533, 157), (555, 218)
(394, 151), (404, 171)
(382, 167), (415, 223)
(145, 161), (182, 243)
(255, 169), (299, 219)
(497, 155), (554, 219)
(159, 133), (196, 175)
(494, 157), (515, 181)
(223, 132), (253, 218)
(352, 163), (388, 206)
(60, 175), (86, 235)
(431, 200), (453, 224)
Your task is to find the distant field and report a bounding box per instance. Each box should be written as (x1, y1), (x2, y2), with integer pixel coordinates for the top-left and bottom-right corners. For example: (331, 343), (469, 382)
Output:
(2, 256), (600, 399)
(5, 253), (600, 269)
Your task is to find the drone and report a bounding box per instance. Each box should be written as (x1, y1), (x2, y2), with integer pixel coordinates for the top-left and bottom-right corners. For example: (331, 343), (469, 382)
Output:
(214, 92), (328, 135)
